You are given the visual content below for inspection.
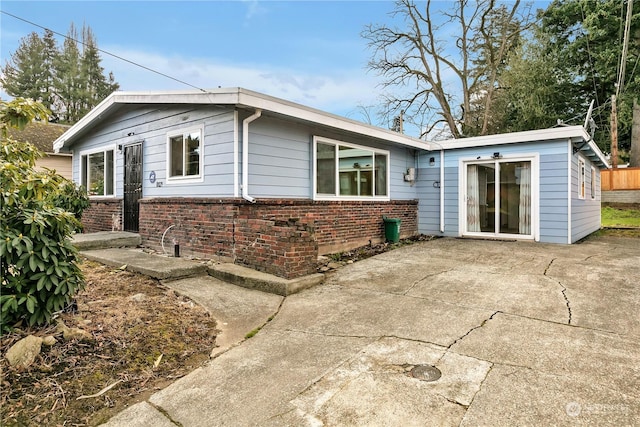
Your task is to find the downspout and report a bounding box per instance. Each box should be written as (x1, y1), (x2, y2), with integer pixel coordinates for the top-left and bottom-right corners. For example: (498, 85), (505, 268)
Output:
(242, 109), (262, 203)
(440, 149), (445, 233)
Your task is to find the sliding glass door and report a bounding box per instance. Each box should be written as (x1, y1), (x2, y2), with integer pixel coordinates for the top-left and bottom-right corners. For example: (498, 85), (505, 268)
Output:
(465, 159), (533, 238)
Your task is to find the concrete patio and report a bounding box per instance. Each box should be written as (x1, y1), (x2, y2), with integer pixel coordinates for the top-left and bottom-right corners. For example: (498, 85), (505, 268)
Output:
(99, 234), (640, 426)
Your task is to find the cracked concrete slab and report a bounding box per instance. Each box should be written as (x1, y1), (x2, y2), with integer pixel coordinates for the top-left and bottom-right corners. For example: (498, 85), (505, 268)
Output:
(268, 284), (495, 347)
(325, 257), (459, 294)
(162, 276), (284, 356)
(451, 313), (640, 396)
(460, 364), (640, 426)
(407, 270), (569, 323)
(271, 337), (491, 426)
(100, 401), (175, 427)
(148, 330), (373, 426)
(97, 234), (640, 426)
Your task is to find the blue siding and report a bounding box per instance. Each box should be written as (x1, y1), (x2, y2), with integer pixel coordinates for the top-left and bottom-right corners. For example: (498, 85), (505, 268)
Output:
(416, 153), (442, 235)
(70, 105), (236, 198)
(71, 106), (420, 203)
(417, 140), (571, 243)
(571, 153), (601, 242)
(243, 117), (311, 198)
(240, 113), (419, 200)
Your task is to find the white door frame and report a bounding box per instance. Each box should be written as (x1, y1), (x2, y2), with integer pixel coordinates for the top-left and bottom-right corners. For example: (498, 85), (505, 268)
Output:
(458, 153), (540, 241)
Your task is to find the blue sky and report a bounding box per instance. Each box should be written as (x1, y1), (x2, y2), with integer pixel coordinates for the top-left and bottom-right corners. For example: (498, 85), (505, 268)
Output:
(1, 1), (550, 133)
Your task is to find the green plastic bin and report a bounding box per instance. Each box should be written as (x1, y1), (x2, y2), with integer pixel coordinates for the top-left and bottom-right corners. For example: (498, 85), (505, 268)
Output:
(383, 217), (401, 243)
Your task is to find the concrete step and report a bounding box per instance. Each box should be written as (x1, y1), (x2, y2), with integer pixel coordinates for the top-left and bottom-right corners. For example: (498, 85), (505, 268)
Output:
(208, 263), (324, 296)
(80, 248), (207, 280)
(72, 231), (141, 250)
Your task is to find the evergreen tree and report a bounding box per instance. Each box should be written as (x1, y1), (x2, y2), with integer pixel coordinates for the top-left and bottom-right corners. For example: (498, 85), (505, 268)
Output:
(53, 24), (83, 123)
(78, 25), (119, 118)
(0, 32), (55, 111)
(41, 30), (58, 112)
(539, 0), (640, 153)
(1, 22), (119, 124)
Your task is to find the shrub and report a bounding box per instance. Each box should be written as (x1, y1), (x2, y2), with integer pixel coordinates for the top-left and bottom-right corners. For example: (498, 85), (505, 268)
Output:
(0, 98), (89, 332)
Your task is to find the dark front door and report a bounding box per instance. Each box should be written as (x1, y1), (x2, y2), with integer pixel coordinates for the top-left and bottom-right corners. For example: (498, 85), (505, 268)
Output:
(123, 143), (143, 232)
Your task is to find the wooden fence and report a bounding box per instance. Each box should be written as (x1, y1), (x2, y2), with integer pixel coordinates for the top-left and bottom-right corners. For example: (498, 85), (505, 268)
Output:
(601, 167), (640, 191)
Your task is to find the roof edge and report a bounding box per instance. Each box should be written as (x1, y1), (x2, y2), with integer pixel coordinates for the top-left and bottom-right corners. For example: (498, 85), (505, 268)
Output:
(54, 88), (432, 152)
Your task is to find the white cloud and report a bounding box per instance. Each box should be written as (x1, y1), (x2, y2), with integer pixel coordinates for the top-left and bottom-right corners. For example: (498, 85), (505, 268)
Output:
(100, 46), (382, 118)
(242, 0), (267, 22)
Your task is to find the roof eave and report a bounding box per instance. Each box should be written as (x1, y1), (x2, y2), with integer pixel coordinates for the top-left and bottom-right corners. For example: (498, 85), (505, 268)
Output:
(53, 88), (433, 152)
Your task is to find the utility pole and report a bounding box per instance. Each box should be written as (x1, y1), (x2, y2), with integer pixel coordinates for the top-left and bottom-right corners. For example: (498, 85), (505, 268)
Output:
(611, 95), (618, 168)
(630, 98), (640, 167)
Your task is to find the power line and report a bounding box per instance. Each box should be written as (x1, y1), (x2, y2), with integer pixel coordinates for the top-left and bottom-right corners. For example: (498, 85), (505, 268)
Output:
(616, 0), (634, 98)
(1, 10), (207, 92)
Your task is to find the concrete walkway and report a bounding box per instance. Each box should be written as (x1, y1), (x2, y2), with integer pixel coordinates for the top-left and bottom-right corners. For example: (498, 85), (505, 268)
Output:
(97, 235), (640, 426)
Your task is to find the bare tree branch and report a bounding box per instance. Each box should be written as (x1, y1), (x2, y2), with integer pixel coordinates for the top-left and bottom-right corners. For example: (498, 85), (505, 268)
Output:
(362, 0), (533, 138)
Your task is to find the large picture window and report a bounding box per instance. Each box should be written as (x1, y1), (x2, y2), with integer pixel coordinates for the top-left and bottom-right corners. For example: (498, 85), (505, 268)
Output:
(81, 148), (114, 197)
(168, 128), (202, 179)
(314, 137), (389, 199)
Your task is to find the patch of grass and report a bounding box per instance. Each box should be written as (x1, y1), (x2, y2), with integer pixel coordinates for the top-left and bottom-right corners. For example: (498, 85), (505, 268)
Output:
(245, 328), (261, 339)
(601, 206), (640, 228)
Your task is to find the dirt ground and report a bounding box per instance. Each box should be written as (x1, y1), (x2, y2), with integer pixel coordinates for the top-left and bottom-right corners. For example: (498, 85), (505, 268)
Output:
(0, 260), (218, 426)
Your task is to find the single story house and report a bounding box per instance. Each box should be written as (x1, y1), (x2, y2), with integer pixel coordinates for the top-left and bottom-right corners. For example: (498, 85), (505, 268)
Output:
(53, 87), (608, 279)
(9, 121), (72, 179)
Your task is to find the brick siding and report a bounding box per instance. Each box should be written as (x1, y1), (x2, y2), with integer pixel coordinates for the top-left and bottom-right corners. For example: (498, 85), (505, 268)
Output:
(82, 198), (122, 233)
(85, 198), (418, 279)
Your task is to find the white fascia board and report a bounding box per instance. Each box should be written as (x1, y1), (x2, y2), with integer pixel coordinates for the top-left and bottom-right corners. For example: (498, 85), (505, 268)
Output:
(235, 88), (432, 150)
(54, 87), (433, 153)
(435, 126), (591, 150)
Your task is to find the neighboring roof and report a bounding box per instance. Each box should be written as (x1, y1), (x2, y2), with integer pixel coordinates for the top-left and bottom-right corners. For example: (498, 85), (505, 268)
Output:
(53, 87), (432, 152)
(432, 125), (609, 169)
(8, 121), (71, 154)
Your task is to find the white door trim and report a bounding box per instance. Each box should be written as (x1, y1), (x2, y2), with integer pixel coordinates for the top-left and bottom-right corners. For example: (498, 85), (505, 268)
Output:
(458, 153), (540, 241)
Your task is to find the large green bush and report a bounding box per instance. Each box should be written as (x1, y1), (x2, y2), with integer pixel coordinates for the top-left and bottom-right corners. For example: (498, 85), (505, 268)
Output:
(1, 98), (89, 332)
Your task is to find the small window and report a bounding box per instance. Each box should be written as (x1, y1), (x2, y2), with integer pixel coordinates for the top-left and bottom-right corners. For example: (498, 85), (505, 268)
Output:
(591, 166), (596, 200)
(578, 158), (586, 199)
(168, 128), (202, 179)
(81, 148), (114, 197)
(314, 137), (389, 199)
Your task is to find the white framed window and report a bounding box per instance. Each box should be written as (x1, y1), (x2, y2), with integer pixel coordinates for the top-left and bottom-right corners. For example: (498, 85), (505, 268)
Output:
(578, 158), (586, 199)
(313, 136), (389, 200)
(590, 166), (596, 200)
(80, 147), (115, 197)
(167, 127), (203, 181)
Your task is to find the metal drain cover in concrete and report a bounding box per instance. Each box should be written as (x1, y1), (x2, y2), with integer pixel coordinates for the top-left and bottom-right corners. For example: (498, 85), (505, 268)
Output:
(410, 364), (441, 382)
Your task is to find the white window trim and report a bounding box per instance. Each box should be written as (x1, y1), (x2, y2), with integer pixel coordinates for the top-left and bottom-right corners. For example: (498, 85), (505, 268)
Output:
(166, 126), (204, 183)
(458, 153), (540, 241)
(78, 145), (116, 198)
(590, 165), (597, 200)
(578, 157), (586, 200)
(312, 136), (390, 201)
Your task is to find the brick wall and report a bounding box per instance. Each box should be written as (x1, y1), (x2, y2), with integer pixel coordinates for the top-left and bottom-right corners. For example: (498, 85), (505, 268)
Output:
(309, 200), (418, 254)
(138, 198), (237, 261)
(82, 198), (122, 233)
(90, 198), (418, 279)
(234, 209), (317, 279)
